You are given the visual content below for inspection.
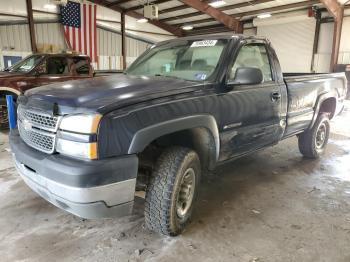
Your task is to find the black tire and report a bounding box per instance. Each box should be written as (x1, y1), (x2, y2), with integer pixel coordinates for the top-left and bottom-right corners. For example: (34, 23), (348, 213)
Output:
(145, 146), (201, 236)
(0, 98), (9, 130)
(298, 113), (330, 159)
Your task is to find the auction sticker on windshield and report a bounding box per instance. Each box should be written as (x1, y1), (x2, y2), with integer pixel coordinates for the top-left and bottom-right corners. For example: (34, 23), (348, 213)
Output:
(191, 40), (217, 47)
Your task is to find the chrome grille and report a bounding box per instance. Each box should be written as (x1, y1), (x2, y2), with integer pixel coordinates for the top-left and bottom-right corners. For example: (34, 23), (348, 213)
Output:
(18, 106), (59, 132)
(17, 105), (61, 154)
(18, 121), (55, 153)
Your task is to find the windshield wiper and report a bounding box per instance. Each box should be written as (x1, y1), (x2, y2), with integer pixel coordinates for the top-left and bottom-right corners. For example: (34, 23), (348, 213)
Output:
(154, 74), (181, 80)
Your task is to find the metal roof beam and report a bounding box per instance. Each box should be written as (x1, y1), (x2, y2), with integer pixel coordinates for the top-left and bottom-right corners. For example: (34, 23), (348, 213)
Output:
(91, 0), (183, 36)
(172, 0), (319, 27)
(160, 0), (274, 20)
(125, 0), (172, 12)
(107, 0), (133, 7)
(177, 0), (241, 31)
(320, 0), (343, 17)
(320, 0), (345, 71)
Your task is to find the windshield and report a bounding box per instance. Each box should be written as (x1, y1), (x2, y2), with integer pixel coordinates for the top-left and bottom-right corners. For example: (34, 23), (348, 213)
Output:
(7, 55), (44, 73)
(126, 39), (228, 81)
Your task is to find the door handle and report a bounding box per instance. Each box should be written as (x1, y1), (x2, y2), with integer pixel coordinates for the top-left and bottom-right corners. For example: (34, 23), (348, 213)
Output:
(271, 92), (281, 102)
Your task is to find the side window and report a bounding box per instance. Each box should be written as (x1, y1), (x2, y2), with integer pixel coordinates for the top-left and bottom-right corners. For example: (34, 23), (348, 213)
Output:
(230, 44), (273, 82)
(73, 57), (90, 75)
(36, 60), (47, 74)
(47, 57), (69, 75)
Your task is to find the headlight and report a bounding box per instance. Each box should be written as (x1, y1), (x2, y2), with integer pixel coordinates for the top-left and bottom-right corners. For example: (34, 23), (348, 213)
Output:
(56, 138), (97, 160)
(57, 114), (102, 159)
(59, 114), (102, 134)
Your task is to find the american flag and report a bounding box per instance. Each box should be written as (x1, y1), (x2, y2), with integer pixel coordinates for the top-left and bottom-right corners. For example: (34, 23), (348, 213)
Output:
(60, 1), (97, 62)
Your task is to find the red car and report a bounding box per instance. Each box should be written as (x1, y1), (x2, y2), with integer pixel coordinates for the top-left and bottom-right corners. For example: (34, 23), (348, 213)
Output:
(0, 53), (95, 129)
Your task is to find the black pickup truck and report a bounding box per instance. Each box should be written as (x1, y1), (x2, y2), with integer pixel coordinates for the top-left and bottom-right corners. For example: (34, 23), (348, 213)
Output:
(9, 35), (347, 236)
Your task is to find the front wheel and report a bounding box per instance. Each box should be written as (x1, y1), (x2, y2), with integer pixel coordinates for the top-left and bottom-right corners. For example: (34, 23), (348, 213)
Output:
(298, 113), (330, 158)
(144, 146), (201, 236)
(0, 98), (9, 130)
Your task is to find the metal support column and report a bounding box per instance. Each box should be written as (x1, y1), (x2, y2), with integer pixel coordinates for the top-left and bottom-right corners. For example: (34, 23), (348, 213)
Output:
(26, 0), (37, 53)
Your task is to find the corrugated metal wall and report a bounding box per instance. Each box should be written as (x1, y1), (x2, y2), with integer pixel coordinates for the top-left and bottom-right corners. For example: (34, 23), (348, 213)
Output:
(97, 28), (122, 56)
(257, 17), (316, 73)
(0, 22), (150, 70)
(126, 37), (149, 58)
(35, 23), (66, 51)
(0, 24), (31, 51)
(96, 28), (149, 69)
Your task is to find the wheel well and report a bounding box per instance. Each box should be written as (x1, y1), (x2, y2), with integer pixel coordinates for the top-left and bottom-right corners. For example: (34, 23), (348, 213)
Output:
(319, 97), (336, 119)
(0, 91), (19, 101)
(137, 127), (217, 177)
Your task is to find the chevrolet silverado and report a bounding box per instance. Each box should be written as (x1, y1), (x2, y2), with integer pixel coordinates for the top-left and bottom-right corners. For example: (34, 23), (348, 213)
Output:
(9, 35), (347, 236)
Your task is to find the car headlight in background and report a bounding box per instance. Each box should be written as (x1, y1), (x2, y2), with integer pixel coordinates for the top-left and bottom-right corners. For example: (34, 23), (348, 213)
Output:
(56, 114), (102, 160)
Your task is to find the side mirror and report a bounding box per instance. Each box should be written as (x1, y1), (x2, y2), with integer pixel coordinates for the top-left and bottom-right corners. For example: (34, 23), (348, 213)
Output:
(32, 69), (40, 77)
(229, 67), (263, 85)
(33, 62), (47, 76)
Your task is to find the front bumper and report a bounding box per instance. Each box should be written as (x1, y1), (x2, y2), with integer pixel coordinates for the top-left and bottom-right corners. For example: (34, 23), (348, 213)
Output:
(9, 130), (139, 219)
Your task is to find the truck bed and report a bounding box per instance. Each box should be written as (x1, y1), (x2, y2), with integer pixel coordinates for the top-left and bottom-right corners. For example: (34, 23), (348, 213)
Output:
(283, 72), (347, 137)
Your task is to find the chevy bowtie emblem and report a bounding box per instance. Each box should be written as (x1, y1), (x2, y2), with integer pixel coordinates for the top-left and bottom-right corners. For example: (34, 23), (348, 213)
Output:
(23, 119), (32, 131)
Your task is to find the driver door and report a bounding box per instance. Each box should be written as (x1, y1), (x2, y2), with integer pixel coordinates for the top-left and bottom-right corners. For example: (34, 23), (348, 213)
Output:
(219, 42), (283, 160)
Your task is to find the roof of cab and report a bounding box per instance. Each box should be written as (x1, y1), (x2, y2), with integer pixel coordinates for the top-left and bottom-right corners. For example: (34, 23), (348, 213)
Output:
(156, 33), (268, 46)
(33, 53), (90, 58)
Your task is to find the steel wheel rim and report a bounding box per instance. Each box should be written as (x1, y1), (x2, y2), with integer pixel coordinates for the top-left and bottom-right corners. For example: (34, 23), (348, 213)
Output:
(315, 122), (327, 149)
(0, 105), (8, 125)
(176, 168), (195, 219)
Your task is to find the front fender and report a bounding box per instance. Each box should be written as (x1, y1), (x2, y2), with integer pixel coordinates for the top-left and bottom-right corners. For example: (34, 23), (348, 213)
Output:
(0, 87), (21, 97)
(128, 114), (220, 163)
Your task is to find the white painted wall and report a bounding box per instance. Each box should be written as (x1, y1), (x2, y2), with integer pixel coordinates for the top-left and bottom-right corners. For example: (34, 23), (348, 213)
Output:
(339, 16), (350, 64)
(0, 22), (151, 70)
(0, 0), (175, 70)
(313, 22), (333, 73)
(254, 11), (316, 73)
(313, 16), (350, 72)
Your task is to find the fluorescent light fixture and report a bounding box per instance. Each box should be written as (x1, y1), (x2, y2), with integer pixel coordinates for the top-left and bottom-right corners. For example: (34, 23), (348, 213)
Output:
(43, 3), (56, 10)
(257, 13), (272, 19)
(182, 25), (193, 30)
(209, 0), (226, 8)
(137, 18), (148, 23)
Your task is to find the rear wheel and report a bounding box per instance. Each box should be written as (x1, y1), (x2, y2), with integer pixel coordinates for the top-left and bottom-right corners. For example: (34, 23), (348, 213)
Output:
(298, 113), (330, 158)
(144, 146), (201, 236)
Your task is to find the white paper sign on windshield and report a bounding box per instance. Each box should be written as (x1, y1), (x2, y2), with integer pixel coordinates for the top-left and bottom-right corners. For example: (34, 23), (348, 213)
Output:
(191, 40), (218, 47)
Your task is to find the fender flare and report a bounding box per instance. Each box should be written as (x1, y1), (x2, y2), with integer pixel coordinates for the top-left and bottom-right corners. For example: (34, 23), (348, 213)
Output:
(128, 114), (220, 163)
(0, 87), (21, 97)
(310, 92), (337, 128)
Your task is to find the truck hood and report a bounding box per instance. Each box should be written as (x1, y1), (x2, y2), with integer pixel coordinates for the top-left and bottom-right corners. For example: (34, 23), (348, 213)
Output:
(24, 74), (202, 114)
(0, 71), (25, 79)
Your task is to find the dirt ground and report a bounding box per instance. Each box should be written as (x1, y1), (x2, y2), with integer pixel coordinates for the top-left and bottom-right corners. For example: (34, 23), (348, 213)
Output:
(1, 102), (350, 262)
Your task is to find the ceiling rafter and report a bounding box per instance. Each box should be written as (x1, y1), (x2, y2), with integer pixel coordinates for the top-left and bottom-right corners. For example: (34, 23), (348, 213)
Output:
(107, 0), (132, 7)
(177, 0), (241, 31)
(188, 1), (350, 34)
(320, 0), (344, 71)
(171, 0), (319, 27)
(160, 0), (274, 20)
(320, 0), (343, 17)
(125, 0), (172, 12)
(90, 0), (183, 36)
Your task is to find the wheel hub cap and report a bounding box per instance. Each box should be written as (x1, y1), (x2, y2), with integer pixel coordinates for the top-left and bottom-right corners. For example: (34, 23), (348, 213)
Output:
(316, 123), (327, 149)
(176, 168), (195, 219)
